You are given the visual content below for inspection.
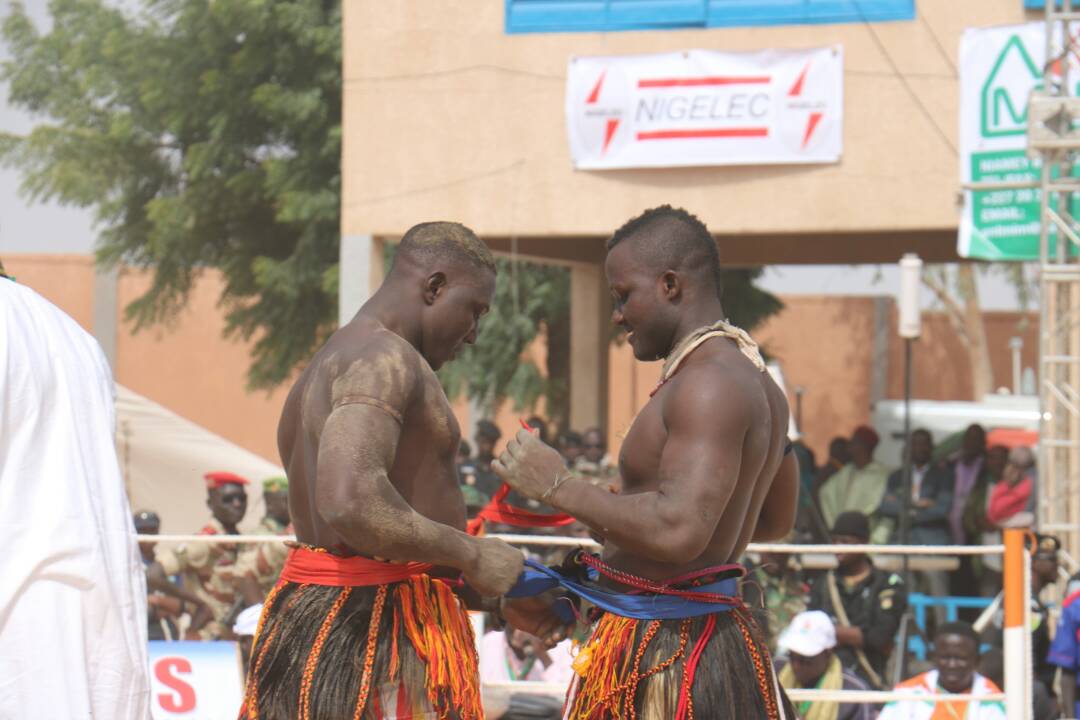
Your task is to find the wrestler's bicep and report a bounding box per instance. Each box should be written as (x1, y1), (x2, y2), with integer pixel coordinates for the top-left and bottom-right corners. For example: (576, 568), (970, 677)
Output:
(655, 377), (749, 544)
(315, 403), (409, 519)
(753, 451), (799, 541)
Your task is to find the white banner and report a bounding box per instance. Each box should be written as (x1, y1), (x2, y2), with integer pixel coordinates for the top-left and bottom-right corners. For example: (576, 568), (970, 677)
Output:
(149, 641), (243, 719)
(565, 47), (843, 169)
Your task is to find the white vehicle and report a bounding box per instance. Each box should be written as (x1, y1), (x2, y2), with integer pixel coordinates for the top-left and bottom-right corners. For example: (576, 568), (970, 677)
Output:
(871, 393), (1039, 468)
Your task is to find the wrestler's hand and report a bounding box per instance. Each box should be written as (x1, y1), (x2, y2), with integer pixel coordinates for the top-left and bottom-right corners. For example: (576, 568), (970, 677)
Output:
(502, 595), (573, 648)
(492, 429), (569, 503)
(465, 537), (525, 597)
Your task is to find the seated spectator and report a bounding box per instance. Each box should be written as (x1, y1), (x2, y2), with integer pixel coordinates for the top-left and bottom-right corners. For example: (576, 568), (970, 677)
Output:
(776, 610), (875, 720)
(877, 429), (952, 621)
(480, 627), (574, 720)
(524, 415), (549, 445)
(556, 430), (583, 468)
(743, 544), (808, 653)
(979, 648), (1056, 720)
(480, 627), (575, 685)
(965, 445), (1009, 596)
(574, 427), (618, 486)
(134, 510), (210, 641)
(973, 534), (1059, 698)
(808, 511), (907, 688)
(879, 622), (1004, 720)
(457, 439), (491, 517)
(986, 447), (1035, 528)
(818, 426), (891, 542)
(948, 425), (987, 546)
(814, 436), (851, 501)
(1047, 573), (1080, 720)
(473, 419), (504, 498)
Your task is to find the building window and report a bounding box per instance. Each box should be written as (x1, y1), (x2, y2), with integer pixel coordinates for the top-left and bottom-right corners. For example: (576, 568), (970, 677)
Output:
(505, 0), (915, 34)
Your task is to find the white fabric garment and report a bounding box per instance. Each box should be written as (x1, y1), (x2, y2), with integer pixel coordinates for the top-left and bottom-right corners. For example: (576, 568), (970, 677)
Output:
(877, 671), (1005, 720)
(479, 630), (576, 685)
(911, 465), (928, 500)
(0, 280), (150, 719)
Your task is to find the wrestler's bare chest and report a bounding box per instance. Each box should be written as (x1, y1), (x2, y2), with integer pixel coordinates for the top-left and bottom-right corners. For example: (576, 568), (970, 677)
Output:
(617, 392), (667, 494)
(387, 363), (466, 527)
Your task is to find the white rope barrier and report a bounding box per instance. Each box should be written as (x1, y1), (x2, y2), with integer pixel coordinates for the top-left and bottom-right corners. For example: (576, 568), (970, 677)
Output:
(137, 534), (1006, 557)
(483, 682), (1007, 704)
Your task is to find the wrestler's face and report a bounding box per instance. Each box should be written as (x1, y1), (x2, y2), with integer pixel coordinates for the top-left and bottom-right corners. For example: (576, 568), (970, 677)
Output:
(605, 241), (679, 361)
(208, 482), (248, 527)
(421, 267), (494, 370)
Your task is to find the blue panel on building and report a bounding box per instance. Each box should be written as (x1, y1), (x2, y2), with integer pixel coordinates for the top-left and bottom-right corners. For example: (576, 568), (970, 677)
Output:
(506, 0), (914, 33)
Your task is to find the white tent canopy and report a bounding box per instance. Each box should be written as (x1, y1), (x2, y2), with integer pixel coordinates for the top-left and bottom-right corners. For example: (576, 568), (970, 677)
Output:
(115, 384), (283, 535)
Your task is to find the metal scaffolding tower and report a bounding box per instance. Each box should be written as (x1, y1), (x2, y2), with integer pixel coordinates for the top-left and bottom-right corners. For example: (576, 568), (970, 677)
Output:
(1030, 2), (1080, 558)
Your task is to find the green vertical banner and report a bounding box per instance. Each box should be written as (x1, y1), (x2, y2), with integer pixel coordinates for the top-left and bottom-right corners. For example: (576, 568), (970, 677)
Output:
(959, 23), (1077, 260)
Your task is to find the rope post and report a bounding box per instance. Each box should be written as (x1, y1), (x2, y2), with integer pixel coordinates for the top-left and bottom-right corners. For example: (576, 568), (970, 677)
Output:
(1003, 528), (1029, 720)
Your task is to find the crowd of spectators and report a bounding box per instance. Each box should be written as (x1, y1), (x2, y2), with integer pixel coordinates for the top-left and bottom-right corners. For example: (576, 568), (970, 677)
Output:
(134, 473), (292, 649)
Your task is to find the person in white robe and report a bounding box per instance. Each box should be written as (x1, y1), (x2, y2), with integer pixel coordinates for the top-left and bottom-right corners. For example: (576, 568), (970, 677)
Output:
(0, 275), (150, 718)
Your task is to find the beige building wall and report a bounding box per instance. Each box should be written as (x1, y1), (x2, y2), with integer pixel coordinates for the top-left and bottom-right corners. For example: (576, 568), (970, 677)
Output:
(5, 255), (289, 464)
(5, 255), (1035, 473)
(342, 0), (1028, 247)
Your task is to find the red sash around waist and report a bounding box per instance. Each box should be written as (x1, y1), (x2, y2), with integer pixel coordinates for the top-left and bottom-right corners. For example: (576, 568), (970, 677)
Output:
(466, 484), (577, 535)
(279, 546), (434, 587)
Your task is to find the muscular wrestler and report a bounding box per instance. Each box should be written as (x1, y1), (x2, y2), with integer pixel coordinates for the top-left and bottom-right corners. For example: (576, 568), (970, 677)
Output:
(240, 222), (524, 720)
(494, 206), (799, 719)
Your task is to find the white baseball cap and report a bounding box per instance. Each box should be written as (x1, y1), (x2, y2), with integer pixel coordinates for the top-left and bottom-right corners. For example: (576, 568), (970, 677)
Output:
(778, 610), (837, 658)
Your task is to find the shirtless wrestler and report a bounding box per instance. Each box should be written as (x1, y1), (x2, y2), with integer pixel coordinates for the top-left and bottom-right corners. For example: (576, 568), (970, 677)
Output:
(494, 205), (800, 719)
(240, 222), (524, 720)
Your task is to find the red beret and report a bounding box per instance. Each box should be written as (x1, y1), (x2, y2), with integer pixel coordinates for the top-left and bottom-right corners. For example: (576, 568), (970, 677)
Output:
(204, 471), (251, 489)
(852, 425), (880, 450)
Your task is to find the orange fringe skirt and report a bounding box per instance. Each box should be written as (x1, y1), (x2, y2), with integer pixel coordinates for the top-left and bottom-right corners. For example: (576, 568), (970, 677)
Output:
(564, 606), (792, 720)
(238, 548), (481, 720)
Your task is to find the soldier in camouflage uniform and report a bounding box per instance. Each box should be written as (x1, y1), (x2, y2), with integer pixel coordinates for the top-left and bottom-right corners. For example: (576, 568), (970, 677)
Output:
(745, 549), (809, 654)
(156, 471), (249, 639)
(233, 476), (292, 598)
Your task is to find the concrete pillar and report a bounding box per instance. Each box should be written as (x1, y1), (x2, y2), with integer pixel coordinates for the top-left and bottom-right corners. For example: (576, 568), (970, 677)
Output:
(339, 234), (385, 327)
(569, 262), (609, 432)
(92, 265), (118, 369)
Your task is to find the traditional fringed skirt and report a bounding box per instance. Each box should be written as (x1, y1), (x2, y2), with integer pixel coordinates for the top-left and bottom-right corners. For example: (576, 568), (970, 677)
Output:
(238, 547), (481, 720)
(564, 606), (795, 720)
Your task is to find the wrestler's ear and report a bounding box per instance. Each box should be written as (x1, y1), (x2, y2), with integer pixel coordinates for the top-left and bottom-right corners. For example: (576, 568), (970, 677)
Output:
(423, 272), (448, 305)
(660, 270), (682, 302)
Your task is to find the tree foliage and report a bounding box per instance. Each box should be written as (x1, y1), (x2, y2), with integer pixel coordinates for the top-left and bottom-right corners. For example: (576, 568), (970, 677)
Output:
(1, 0), (342, 388)
(437, 259), (571, 422)
(1, 0), (784, 410)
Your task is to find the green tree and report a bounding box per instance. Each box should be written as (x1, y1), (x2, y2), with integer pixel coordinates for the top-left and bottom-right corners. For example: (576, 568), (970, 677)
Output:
(2, 0), (784, 413)
(721, 267), (785, 336)
(1, 0), (342, 389)
(436, 258), (571, 425)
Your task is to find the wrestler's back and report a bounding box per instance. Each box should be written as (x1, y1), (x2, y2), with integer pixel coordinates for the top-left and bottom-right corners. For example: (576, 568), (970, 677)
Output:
(604, 338), (789, 580)
(277, 318), (467, 553)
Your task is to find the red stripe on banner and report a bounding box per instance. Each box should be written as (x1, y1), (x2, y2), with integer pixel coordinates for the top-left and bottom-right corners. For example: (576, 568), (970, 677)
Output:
(636, 128), (768, 140)
(638, 76), (770, 88)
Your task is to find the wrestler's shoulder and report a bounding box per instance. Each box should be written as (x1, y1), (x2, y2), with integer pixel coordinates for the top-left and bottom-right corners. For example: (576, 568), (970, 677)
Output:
(330, 328), (423, 377)
(666, 359), (757, 411)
